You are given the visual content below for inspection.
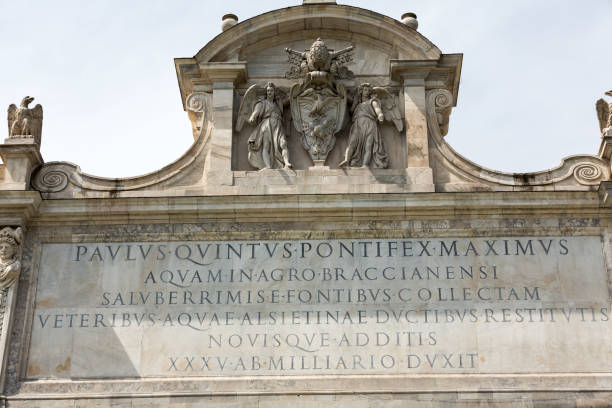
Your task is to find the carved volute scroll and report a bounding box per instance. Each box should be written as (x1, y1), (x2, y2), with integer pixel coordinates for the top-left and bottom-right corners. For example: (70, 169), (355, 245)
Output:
(427, 88), (454, 137)
(185, 92), (212, 140)
(7, 96), (43, 144)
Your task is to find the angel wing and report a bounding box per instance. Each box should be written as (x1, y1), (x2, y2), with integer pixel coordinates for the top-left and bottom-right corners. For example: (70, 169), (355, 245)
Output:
(373, 87), (403, 132)
(7, 104), (17, 136)
(285, 48), (306, 79)
(596, 98), (610, 133)
(236, 84), (259, 132)
(31, 104), (43, 144)
(274, 86), (289, 113)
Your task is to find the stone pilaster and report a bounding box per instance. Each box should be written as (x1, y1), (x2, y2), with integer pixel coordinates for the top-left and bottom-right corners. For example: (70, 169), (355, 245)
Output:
(0, 280), (19, 395)
(390, 61), (437, 190)
(198, 62), (247, 186)
(0, 138), (43, 191)
(0, 226), (24, 395)
(402, 77), (429, 168)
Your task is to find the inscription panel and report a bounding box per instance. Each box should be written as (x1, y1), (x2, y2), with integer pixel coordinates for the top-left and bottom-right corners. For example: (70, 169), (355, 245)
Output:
(27, 236), (611, 378)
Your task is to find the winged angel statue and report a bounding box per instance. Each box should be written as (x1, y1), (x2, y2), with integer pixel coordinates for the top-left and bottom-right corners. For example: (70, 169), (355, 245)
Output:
(596, 90), (612, 137)
(7, 96), (43, 143)
(236, 82), (292, 170)
(339, 84), (403, 169)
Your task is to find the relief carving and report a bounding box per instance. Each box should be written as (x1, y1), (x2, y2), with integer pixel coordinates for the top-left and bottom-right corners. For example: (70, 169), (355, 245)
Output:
(185, 92), (212, 139)
(286, 39), (352, 164)
(0, 227), (23, 348)
(31, 166), (70, 193)
(0, 227), (23, 290)
(236, 82), (292, 170)
(572, 162), (605, 185)
(596, 90), (612, 137)
(7, 96), (43, 144)
(285, 37), (354, 81)
(339, 84), (403, 169)
(428, 88), (454, 137)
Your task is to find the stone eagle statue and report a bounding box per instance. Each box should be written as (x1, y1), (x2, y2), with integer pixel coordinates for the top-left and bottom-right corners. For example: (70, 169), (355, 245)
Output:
(7, 96), (43, 144)
(596, 90), (612, 137)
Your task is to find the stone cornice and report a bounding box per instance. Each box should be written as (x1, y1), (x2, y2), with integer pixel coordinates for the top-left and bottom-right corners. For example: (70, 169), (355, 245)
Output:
(0, 191), (42, 227)
(24, 191), (608, 226)
(197, 62), (248, 84)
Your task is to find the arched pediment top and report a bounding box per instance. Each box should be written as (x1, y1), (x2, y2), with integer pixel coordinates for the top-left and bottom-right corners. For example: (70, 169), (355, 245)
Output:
(194, 4), (441, 63)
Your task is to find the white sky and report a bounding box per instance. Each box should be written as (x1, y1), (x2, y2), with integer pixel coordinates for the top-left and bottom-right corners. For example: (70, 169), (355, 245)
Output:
(1, 0), (611, 178)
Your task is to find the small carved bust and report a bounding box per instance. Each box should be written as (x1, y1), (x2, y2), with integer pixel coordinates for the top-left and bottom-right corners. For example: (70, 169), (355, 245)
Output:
(0, 227), (23, 290)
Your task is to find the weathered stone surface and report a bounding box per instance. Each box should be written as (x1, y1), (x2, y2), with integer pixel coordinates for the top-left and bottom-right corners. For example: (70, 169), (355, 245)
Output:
(1, 1), (612, 406)
(25, 235), (608, 379)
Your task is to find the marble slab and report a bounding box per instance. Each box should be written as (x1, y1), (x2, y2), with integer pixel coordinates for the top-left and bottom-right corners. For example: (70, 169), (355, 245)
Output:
(27, 236), (611, 379)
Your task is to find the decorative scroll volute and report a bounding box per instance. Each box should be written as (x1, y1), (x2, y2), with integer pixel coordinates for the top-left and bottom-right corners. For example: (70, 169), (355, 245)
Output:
(185, 92), (212, 140)
(572, 162), (606, 185)
(31, 166), (70, 193)
(427, 88), (453, 137)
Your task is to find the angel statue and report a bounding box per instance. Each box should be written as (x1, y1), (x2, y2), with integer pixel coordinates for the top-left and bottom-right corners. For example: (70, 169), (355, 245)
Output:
(236, 82), (292, 170)
(339, 83), (403, 169)
(596, 90), (612, 137)
(0, 227), (23, 290)
(7, 96), (43, 143)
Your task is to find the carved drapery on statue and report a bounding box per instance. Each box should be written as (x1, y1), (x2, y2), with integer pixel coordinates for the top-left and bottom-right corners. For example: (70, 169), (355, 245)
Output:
(0, 227), (23, 350)
(7, 96), (43, 144)
(286, 39), (352, 165)
(234, 39), (408, 169)
(596, 90), (612, 138)
(339, 84), (403, 169)
(236, 82), (292, 170)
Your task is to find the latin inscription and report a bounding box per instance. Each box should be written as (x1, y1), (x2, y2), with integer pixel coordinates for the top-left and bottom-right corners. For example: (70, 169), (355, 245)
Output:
(28, 237), (611, 378)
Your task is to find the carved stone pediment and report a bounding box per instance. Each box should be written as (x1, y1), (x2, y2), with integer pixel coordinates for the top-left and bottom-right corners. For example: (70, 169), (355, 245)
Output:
(0, 2), (602, 198)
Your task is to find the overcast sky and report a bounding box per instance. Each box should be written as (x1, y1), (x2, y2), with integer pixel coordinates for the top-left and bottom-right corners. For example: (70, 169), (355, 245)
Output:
(1, 0), (611, 178)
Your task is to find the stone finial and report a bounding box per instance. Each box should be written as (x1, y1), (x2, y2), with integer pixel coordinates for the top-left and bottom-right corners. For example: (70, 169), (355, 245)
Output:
(401, 12), (419, 30)
(7, 96), (43, 145)
(221, 14), (238, 32)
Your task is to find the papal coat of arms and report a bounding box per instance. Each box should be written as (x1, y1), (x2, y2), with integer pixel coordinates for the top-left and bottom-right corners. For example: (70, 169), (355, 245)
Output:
(285, 38), (353, 165)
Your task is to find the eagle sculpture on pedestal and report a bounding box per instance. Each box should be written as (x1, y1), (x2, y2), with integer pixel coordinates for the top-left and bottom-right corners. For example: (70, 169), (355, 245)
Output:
(596, 90), (612, 137)
(7, 96), (43, 144)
